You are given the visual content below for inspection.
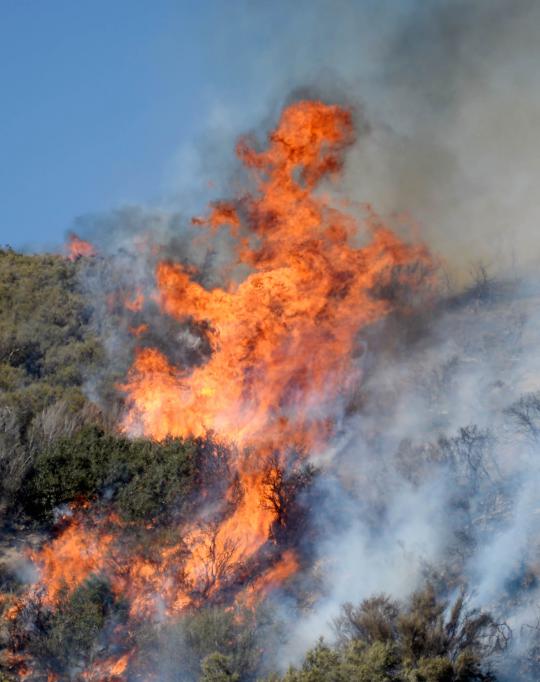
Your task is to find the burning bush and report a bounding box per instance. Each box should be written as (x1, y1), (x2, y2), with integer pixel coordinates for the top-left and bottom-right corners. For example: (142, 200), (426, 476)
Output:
(8, 576), (130, 680)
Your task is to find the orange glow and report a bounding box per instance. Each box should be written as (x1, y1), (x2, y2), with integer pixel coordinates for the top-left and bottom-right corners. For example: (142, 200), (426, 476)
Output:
(124, 101), (430, 450)
(110, 655), (129, 676)
(28, 512), (192, 619)
(125, 288), (145, 312)
(239, 549), (299, 609)
(129, 322), (149, 337)
(30, 516), (113, 605)
(66, 233), (96, 260)
(81, 654), (130, 681)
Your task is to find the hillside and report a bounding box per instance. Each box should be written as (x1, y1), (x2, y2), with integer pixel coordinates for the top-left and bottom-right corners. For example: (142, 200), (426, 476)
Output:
(0, 245), (539, 681)
(0, 248), (103, 512)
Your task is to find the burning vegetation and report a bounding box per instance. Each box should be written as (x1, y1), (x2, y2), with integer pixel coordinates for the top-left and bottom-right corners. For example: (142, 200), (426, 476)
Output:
(0, 96), (539, 681)
(66, 234), (96, 262)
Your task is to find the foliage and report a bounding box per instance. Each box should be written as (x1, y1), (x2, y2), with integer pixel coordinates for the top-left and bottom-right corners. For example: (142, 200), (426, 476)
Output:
(179, 606), (271, 681)
(268, 586), (501, 682)
(129, 605), (278, 682)
(3, 575), (129, 679)
(0, 248), (513, 681)
(0, 249), (103, 509)
(0, 249), (101, 409)
(20, 425), (199, 522)
(200, 652), (241, 681)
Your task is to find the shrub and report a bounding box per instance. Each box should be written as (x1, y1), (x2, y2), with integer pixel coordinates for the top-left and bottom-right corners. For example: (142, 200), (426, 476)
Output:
(20, 426), (198, 522)
(22, 576), (127, 677)
(0, 249), (105, 510)
(270, 586), (500, 682)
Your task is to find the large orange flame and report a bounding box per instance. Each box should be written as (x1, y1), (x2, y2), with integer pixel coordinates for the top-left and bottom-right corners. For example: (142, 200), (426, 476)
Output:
(123, 101), (429, 450)
(13, 100), (433, 680)
(122, 100), (432, 576)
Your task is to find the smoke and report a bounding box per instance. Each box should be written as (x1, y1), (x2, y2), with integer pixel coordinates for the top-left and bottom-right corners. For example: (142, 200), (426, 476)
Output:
(203, 0), (540, 278)
(340, 0), (540, 280)
(72, 0), (540, 277)
(60, 1), (540, 679)
(272, 274), (540, 678)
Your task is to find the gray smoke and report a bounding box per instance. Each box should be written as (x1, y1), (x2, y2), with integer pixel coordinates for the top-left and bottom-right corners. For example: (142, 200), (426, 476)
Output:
(70, 1), (540, 678)
(275, 275), (540, 679)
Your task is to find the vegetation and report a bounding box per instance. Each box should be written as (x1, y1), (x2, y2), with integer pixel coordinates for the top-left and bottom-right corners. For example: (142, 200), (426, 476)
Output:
(266, 586), (503, 682)
(0, 248), (102, 511)
(6, 576), (130, 678)
(20, 425), (198, 522)
(0, 248), (101, 410)
(171, 606), (278, 681)
(6, 585), (502, 681)
(0, 249), (531, 680)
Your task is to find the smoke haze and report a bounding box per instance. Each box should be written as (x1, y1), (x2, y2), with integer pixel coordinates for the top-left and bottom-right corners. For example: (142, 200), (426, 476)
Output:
(63, 2), (540, 679)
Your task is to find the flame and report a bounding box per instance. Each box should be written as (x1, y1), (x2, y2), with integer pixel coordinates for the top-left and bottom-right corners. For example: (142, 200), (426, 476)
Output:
(28, 511), (192, 618)
(239, 549), (299, 609)
(81, 654), (130, 681)
(66, 233), (96, 260)
(125, 288), (145, 312)
(129, 322), (149, 337)
(29, 515), (114, 605)
(9, 100), (434, 680)
(124, 101), (429, 449)
(122, 99), (432, 577)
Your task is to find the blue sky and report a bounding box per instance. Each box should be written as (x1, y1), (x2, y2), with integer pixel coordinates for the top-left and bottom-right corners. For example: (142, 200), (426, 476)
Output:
(0, 1), (291, 251)
(0, 0), (422, 252)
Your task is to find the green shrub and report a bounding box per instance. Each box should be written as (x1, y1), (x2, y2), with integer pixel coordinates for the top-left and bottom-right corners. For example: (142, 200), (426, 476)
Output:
(0, 249), (106, 509)
(0, 250), (101, 402)
(180, 606), (265, 680)
(21, 425), (198, 522)
(136, 605), (278, 682)
(269, 587), (499, 682)
(200, 652), (241, 681)
(25, 576), (127, 676)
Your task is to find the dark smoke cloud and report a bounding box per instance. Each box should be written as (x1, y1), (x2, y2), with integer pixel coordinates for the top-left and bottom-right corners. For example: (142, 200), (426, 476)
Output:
(339, 0), (540, 278)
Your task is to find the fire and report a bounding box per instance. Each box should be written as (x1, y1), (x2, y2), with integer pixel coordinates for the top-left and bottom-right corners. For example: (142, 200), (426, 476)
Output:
(27, 510), (190, 618)
(239, 549), (299, 609)
(124, 101), (429, 450)
(125, 288), (145, 312)
(30, 515), (113, 606)
(10, 99), (434, 680)
(129, 322), (149, 337)
(66, 232), (96, 260)
(122, 99), (432, 578)
(81, 654), (130, 681)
